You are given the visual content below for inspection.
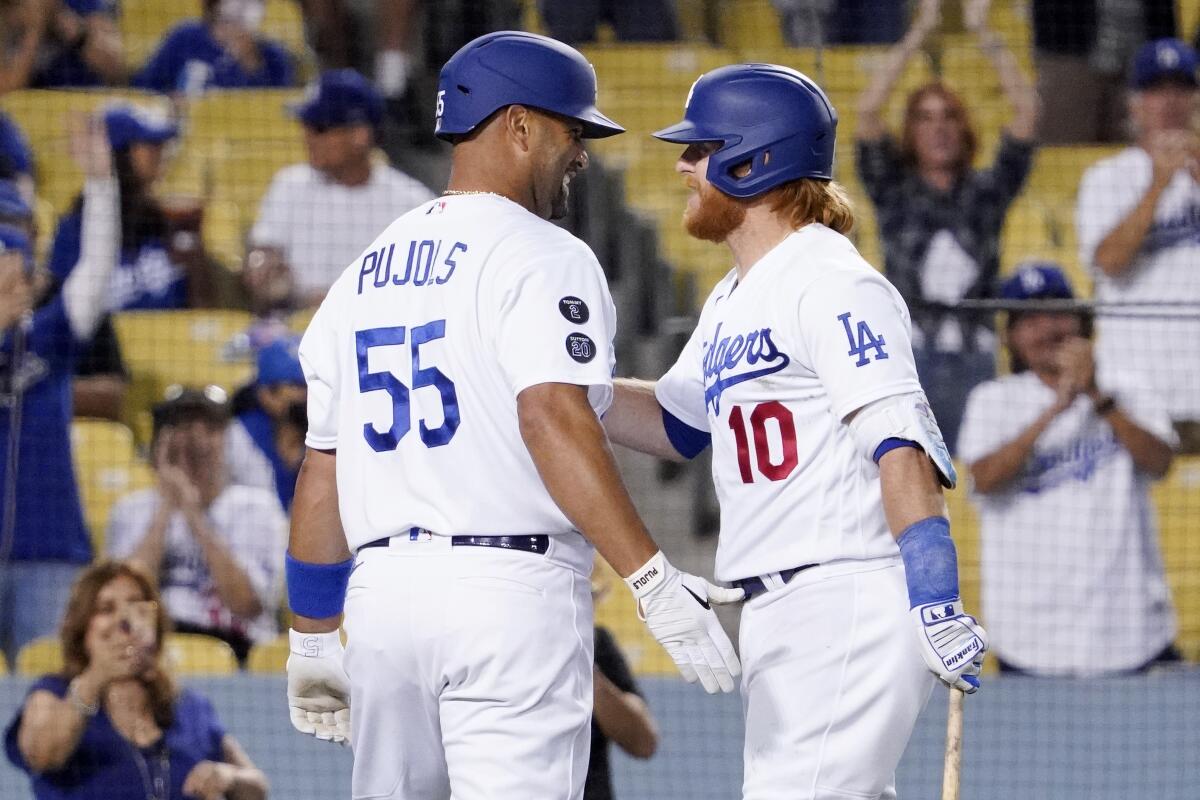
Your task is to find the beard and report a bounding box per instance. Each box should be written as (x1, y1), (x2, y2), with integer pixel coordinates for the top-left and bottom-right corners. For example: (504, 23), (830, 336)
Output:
(684, 180), (746, 243)
(550, 173), (571, 220)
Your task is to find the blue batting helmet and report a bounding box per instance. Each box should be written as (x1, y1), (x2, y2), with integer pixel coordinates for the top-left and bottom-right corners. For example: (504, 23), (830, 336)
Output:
(653, 63), (837, 198)
(434, 31), (624, 142)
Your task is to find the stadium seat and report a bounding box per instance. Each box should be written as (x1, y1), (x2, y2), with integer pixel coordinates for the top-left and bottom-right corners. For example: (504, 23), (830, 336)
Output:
(1024, 146), (1123, 204)
(0, 650), (7, 675)
(164, 633), (239, 675)
(1154, 456), (1200, 661)
(71, 419), (156, 555)
(112, 310), (256, 442)
(0, 90), (167, 215)
(592, 560), (677, 677)
(246, 636), (289, 673)
(16, 636), (63, 676)
(717, 0), (785, 51)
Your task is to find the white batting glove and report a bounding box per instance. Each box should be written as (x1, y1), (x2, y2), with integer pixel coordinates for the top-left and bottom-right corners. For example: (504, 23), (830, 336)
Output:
(286, 629), (352, 746)
(910, 599), (988, 693)
(625, 551), (744, 693)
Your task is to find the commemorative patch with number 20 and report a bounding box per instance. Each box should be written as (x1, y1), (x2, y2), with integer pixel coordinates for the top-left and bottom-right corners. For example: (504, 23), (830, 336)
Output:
(565, 332), (596, 363)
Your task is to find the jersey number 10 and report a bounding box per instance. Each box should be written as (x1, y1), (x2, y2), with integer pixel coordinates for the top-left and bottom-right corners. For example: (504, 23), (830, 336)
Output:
(727, 401), (798, 483)
(356, 321), (460, 452)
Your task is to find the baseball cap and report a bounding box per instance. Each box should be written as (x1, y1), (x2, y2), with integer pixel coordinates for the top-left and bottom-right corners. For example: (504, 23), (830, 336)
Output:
(0, 180), (31, 222)
(151, 384), (230, 434)
(289, 70), (384, 131)
(256, 337), (306, 387)
(1000, 262), (1075, 302)
(104, 105), (179, 151)
(1130, 38), (1199, 90)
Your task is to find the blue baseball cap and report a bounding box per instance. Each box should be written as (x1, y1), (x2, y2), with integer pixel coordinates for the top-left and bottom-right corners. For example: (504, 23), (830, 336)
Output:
(1131, 39), (1199, 90)
(1000, 262), (1075, 302)
(257, 337), (306, 387)
(66, 0), (114, 14)
(289, 70), (384, 131)
(104, 105), (179, 151)
(0, 180), (30, 221)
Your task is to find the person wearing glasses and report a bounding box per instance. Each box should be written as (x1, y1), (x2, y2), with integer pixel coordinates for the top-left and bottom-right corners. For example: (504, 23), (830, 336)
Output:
(243, 69), (433, 313)
(106, 386), (286, 665)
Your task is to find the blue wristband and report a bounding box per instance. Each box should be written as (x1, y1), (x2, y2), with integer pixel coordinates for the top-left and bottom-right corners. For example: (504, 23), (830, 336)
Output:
(896, 516), (959, 608)
(286, 553), (354, 619)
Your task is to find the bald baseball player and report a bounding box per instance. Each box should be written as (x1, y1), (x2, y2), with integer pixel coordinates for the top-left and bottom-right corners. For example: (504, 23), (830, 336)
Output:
(603, 65), (989, 799)
(282, 32), (741, 800)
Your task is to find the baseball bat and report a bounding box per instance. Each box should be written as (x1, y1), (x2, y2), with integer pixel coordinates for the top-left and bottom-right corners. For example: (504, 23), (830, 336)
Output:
(940, 687), (965, 800)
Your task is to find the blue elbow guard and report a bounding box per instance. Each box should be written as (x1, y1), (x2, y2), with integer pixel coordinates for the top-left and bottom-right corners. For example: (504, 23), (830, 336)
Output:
(896, 516), (959, 608)
(286, 553), (354, 619)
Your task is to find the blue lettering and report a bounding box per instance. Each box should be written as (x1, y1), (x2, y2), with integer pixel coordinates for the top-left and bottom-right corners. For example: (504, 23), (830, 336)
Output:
(357, 250), (378, 294)
(413, 240), (435, 286)
(438, 242), (466, 284)
(838, 312), (888, 367)
(372, 246), (391, 288)
(394, 241), (416, 285)
(701, 323), (791, 415)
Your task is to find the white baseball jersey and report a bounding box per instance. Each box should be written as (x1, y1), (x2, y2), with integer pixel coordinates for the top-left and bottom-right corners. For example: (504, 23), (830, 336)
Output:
(1076, 147), (1200, 420)
(299, 194), (617, 551)
(656, 224), (923, 582)
(958, 372), (1178, 676)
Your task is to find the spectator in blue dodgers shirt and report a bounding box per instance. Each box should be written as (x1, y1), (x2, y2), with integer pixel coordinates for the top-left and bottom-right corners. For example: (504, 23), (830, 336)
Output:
(244, 69), (433, 311)
(48, 105), (220, 312)
(1076, 38), (1200, 449)
(31, 0), (125, 87)
(958, 263), (1180, 677)
(0, 114), (119, 665)
(225, 338), (306, 511)
(106, 386), (287, 665)
(5, 561), (268, 800)
(132, 0), (293, 95)
(855, 0), (1038, 454)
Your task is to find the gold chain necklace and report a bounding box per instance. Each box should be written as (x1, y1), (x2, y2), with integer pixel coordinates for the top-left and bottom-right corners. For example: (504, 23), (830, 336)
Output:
(442, 190), (509, 200)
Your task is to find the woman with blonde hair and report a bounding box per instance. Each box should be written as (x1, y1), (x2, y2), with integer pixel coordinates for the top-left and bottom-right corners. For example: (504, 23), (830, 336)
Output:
(4, 561), (268, 799)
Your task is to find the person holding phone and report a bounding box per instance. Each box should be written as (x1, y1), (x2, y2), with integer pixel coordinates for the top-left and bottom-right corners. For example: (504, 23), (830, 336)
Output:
(4, 560), (268, 799)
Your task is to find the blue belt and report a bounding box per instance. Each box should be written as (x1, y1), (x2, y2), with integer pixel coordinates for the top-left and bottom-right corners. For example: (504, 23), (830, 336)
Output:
(359, 533), (550, 555)
(732, 564), (819, 599)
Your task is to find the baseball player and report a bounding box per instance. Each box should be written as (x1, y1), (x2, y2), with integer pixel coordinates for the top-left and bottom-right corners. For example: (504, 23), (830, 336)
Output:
(282, 32), (741, 800)
(602, 65), (989, 799)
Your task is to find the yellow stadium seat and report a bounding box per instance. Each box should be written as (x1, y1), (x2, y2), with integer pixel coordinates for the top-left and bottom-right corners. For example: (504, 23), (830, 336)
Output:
(246, 636), (289, 673)
(112, 309), (256, 441)
(119, 0), (199, 71)
(718, 0), (786, 51)
(71, 420), (156, 554)
(0, 651), (7, 675)
(1154, 456), (1200, 661)
(183, 89), (306, 144)
(263, 0), (312, 77)
(164, 633), (239, 675)
(592, 559), (678, 677)
(1024, 146), (1123, 204)
(17, 636), (63, 676)
(0, 90), (168, 215)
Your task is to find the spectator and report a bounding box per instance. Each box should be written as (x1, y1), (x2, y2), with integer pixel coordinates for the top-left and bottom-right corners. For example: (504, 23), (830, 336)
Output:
(1034, 0), (1176, 143)
(0, 115), (117, 665)
(586, 623), (658, 800)
(5, 560), (269, 799)
(0, 177), (128, 421)
(47, 104), (221, 311)
(772, 0), (905, 46)
(539, 0), (678, 44)
(0, 0), (50, 94)
(132, 0), (294, 96)
(0, 110), (34, 203)
(855, 0), (1037, 452)
(245, 69), (433, 310)
(32, 0), (125, 88)
(226, 337), (306, 511)
(1076, 38), (1200, 450)
(958, 263), (1178, 677)
(107, 386), (286, 665)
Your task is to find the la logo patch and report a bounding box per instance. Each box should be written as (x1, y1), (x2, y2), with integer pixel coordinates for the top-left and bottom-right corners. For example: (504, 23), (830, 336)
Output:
(838, 312), (888, 367)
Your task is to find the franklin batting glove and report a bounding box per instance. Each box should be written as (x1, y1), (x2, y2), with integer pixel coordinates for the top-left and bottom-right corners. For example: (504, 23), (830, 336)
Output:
(286, 629), (352, 746)
(911, 599), (988, 693)
(625, 551), (744, 693)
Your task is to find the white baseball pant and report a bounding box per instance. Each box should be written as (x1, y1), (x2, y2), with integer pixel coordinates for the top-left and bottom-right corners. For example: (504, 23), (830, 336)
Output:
(343, 532), (595, 800)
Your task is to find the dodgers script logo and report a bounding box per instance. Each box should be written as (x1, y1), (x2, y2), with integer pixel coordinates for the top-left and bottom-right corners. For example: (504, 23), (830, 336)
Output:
(702, 322), (790, 414)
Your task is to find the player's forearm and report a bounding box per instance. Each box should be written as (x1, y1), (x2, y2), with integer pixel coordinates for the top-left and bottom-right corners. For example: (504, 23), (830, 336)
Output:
(968, 409), (1056, 493)
(518, 383), (658, 577)
(878, 447), (946, 537)
(604, 379), (683, 461)
(289, 448), (351, 633)
(1093, 180), (1168, 277)
(593, 670), (658, 759)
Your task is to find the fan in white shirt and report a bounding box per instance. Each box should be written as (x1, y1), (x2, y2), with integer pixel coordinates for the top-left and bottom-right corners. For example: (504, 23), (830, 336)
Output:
(245, 69), (434, 310)
(958, 263), (1179, 677)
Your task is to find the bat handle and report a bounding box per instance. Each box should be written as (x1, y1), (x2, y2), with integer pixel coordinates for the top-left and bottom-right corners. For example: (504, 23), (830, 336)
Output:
(941, 686), (965, 800)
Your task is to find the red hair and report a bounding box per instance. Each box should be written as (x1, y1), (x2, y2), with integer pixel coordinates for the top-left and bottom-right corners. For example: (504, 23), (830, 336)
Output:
(900, 82), (978, 175)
